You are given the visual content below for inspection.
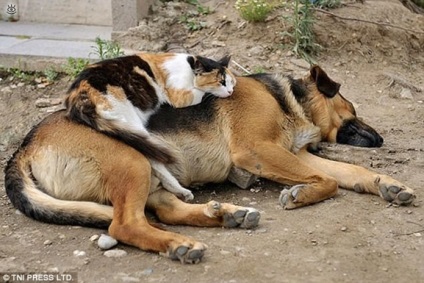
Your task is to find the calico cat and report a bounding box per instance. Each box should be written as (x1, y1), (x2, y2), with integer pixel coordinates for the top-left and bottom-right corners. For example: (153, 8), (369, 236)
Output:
(65, 52), (236, 201)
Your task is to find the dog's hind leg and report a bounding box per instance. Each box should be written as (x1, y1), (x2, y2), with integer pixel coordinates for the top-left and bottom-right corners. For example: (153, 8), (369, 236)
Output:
(231, 142), (339, 209)
(146, 189), (260, 229)
(106, 156), (207, 264)
(297, 149), (416, 205)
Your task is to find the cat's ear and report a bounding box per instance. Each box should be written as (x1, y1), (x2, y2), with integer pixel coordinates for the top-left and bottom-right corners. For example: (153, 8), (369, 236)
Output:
(218, 55), (231, 67)
(187, 55), (204, 74)
(193, 58), (206, 75)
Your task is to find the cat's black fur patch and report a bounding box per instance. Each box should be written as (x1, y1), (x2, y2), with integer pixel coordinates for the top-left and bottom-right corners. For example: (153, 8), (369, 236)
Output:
(69, 55), (159, 111)
(196, 56), (227, 76)
(148, 94), (217, 134)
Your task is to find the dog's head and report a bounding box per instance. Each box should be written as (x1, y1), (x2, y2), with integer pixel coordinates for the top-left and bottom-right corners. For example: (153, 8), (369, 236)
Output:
(300, 65), (383, 147)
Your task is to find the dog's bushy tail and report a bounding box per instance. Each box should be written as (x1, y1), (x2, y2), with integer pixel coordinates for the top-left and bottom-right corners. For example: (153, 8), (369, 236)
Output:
(4, 150), (113, 228)
(65, 94), (175, 164)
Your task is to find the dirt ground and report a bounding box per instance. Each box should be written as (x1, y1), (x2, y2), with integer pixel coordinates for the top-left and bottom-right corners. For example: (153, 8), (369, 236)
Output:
(1, 0), (424, 282)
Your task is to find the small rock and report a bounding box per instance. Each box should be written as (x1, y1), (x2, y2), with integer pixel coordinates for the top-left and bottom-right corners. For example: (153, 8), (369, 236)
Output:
(104, 249), (127, 258)
(242, 197), (251, 203)
(58, 234), (66, 240)
(255, 228), (267, 234)
(73, 250), (86, 257)
(407, 210), (413, 214)
(48, 267), (59, 273)
(413, 233), (422, 237)
(90, 234), (99, 242)
(98, 234), (118, 250)
(121, 276), (140, 282)
(35, 98), (51, 108)
(1, 86), (12, 93)
(249, 46), (264, 56)
(399, 88), (413, 100)
(17, 82), (25, 87)
(35, 98), (62, 108)
(43, 240), (52, 246)
(220, 250), (231, 255)
(140, 268), (153, 276)
(15, 209), (22, 215)
(341, 226), (348, 232)
(211, 41), (226, 47)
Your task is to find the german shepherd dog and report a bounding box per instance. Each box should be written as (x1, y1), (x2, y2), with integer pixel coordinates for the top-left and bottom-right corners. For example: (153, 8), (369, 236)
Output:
(4, 65), (415, 264)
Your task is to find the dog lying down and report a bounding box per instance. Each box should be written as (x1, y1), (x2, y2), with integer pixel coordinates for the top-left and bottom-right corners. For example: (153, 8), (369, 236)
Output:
(5, 65), (415, 263)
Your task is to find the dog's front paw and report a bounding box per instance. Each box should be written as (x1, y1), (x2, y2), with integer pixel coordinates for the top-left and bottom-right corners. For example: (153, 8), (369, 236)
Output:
(279, 184), (305, 209)
(377, 176), (415, 205)
(162, 241), (207, 264)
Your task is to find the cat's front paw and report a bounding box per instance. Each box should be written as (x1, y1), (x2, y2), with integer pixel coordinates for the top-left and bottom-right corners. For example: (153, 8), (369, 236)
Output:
(178, 189), (194, 202)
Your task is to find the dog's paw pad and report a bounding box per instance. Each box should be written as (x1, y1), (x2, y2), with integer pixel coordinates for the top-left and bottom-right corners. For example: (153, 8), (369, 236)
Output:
(379, 184), (415, 205)
(240, 209), (260, 229)
(167, 243), (207, 264)
(279, 184), (305, 209)
(223, 208), (260, 229)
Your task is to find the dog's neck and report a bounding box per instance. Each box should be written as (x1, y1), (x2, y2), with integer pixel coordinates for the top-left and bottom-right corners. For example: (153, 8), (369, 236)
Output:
(290, 77), (315, 123)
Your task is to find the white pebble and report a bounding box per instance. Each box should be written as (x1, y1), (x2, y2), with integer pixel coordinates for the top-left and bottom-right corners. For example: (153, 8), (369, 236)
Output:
(43, 240), (52, 246)
(140, 268), (153, 276)
(98, 234), (118, 250)
(104, 249), (127, 258)
(73, 250), (86, 257)
(89, 234), (99, 242)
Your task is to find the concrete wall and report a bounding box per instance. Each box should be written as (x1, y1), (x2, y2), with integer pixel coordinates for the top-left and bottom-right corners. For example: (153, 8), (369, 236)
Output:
(0, 0), (112, 25)
(112, 0), (154, 31)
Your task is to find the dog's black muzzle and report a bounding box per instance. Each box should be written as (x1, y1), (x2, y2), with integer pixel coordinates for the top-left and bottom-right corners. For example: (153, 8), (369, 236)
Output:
(336, 119), (384, 148)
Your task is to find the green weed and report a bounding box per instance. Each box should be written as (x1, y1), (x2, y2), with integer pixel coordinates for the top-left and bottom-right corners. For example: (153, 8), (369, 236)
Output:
(282, 0), (320, 63)
(43, 67), (59, 82)
(62, 58), (89, 79)
(91, 37), (124, 60)
(8, 68), (32, 81)
(178, 0), (212, 31)
(235, 0), (274, 22)
(313, 0), (342, 9)
(179, 15), (207, 31)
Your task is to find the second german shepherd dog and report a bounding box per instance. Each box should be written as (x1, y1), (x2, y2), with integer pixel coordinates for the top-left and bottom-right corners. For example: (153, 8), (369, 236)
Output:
(5, 65), (415, 263)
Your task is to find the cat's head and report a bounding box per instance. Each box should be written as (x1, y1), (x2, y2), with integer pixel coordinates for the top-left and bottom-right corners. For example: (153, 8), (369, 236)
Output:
(189, 55), (236, 98)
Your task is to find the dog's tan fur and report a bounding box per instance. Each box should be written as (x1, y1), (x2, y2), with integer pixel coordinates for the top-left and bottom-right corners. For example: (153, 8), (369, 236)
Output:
(5, 66), (415, 264)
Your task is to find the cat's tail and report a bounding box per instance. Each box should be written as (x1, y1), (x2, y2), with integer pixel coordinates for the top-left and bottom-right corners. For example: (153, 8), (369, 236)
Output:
(65, 93), (175, 164)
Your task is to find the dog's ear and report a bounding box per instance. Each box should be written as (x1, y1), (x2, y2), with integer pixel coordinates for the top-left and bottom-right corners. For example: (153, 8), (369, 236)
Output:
(310, 65), (341, 98)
